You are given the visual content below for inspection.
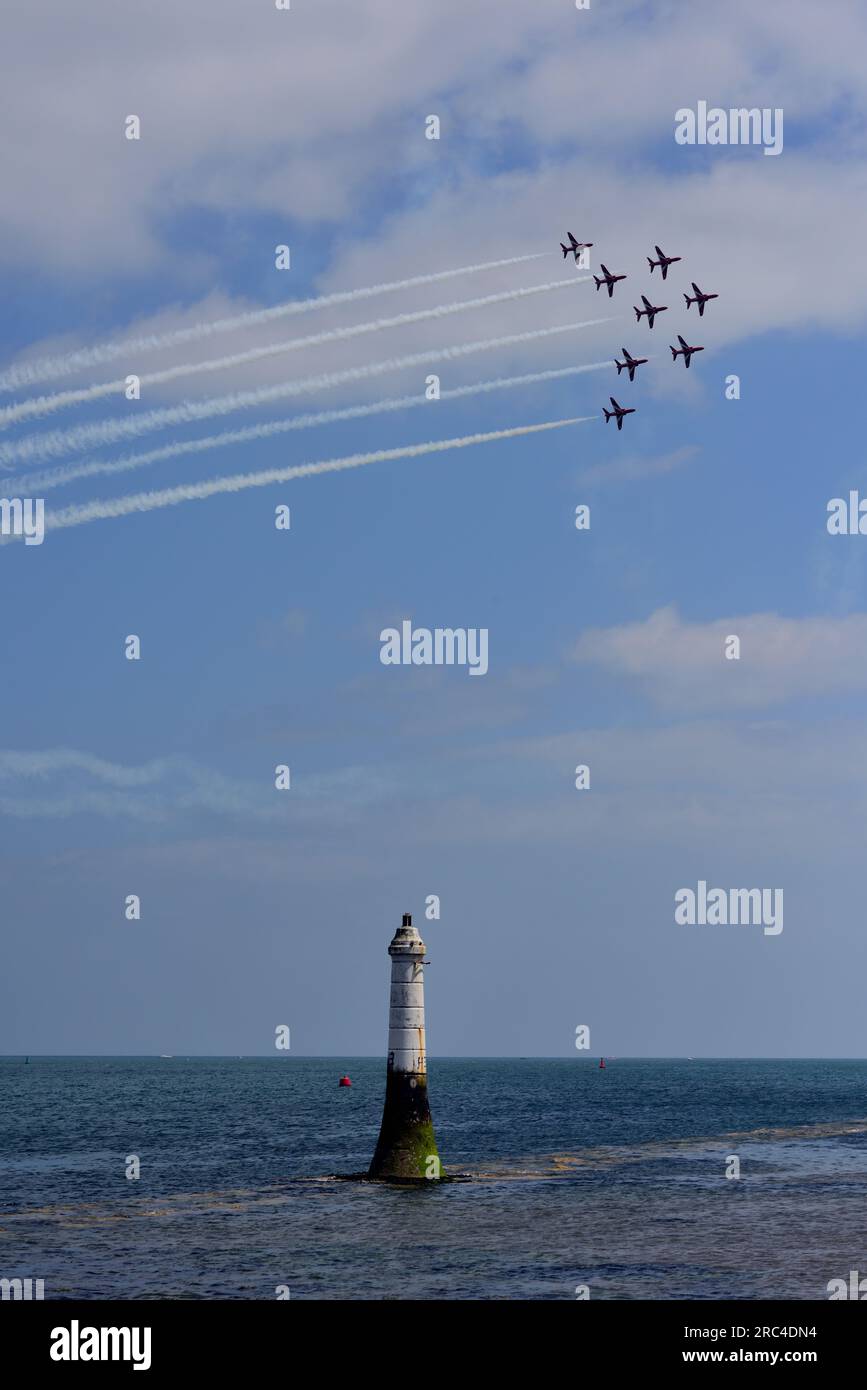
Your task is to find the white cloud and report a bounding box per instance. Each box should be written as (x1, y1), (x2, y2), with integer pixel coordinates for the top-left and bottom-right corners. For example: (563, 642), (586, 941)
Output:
(2, 0), (867, 497)
(578, 445), (699, 486)
(1, 0), (866, 358)
(571, 605), (867, 709)
(0, 747), (394, 822)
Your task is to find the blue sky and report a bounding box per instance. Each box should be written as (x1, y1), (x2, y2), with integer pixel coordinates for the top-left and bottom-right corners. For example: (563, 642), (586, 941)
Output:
(3, 0), (867, 1057)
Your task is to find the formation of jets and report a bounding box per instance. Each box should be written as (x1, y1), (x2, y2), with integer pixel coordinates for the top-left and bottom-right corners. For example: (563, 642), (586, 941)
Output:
(569, 236), (716, 425)
(559, 231), (719, 429)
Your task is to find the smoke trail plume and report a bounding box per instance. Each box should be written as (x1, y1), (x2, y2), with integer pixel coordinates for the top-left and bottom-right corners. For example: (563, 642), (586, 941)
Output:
(0, 277), (587, 427)
(11, 361), (610, 494)
(44, 419), (590, 533)
(0, 252), (552, 394)
(0, 317), (613, 467)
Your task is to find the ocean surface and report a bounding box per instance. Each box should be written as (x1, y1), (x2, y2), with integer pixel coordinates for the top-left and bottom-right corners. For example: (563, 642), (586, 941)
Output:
(2, 1057), (866, 1300)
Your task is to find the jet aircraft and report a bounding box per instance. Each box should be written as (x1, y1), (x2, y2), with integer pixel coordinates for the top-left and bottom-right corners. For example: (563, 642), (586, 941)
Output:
(560, 231), (593, 261)
(684, 282), (719, 316)
(670, 333), (704, 368)
(634, 294), (667, 328)
(647, 245), (682, 280)
(614, 347), (648, 382)
(594, 263), (626, 297)
(603, 396), (635, 430)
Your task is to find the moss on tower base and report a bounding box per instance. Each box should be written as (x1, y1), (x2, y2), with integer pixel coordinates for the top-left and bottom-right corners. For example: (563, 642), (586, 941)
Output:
(368, 1070), (441, 1180)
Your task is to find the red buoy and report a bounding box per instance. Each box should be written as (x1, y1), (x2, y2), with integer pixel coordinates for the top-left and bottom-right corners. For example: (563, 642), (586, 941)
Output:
(338, 1075), (352, 1087)
(599, 1058), (605, 1069)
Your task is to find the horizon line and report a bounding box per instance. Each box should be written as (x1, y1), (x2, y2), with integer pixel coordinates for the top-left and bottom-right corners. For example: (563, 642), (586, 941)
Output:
(3, 1054), (867, 1062)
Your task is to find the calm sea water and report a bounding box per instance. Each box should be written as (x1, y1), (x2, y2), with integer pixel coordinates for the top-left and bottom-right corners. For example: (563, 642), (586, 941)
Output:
(2, 1057), (866, 1299)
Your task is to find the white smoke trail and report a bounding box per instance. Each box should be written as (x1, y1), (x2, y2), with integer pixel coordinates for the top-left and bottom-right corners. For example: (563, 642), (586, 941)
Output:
(0, 317), (613, 468)
(44, 419), (591, 534)
(0, 252), (552, 395)
(0, 277), (587, 427)
(11, 361), (611, 494)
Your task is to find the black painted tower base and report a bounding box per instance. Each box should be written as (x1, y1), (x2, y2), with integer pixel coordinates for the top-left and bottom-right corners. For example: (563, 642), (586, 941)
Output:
(367, 1068), (440, 1180)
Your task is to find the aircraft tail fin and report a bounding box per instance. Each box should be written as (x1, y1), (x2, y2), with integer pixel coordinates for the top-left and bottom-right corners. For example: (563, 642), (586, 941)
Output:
(684, 293), (691, 305)
(647, 258), (655, 272)
(560, 243), (569, 257)
(670, 345), (677, 361)
(594, 275), (602, 290)
(615, 360), (623, 374)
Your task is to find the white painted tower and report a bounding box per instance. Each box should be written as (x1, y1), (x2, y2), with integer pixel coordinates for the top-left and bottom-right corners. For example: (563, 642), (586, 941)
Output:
(368, 913), (440, 1180)
(386, 912), (427, 1074)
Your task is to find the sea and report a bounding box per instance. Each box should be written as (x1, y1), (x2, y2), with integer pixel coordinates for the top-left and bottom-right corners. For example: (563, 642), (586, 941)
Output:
(2, 1056), (866, 1300)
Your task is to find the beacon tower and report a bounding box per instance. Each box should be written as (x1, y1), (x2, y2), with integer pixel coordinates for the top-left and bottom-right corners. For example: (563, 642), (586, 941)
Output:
(368, 913), (440, 1180)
